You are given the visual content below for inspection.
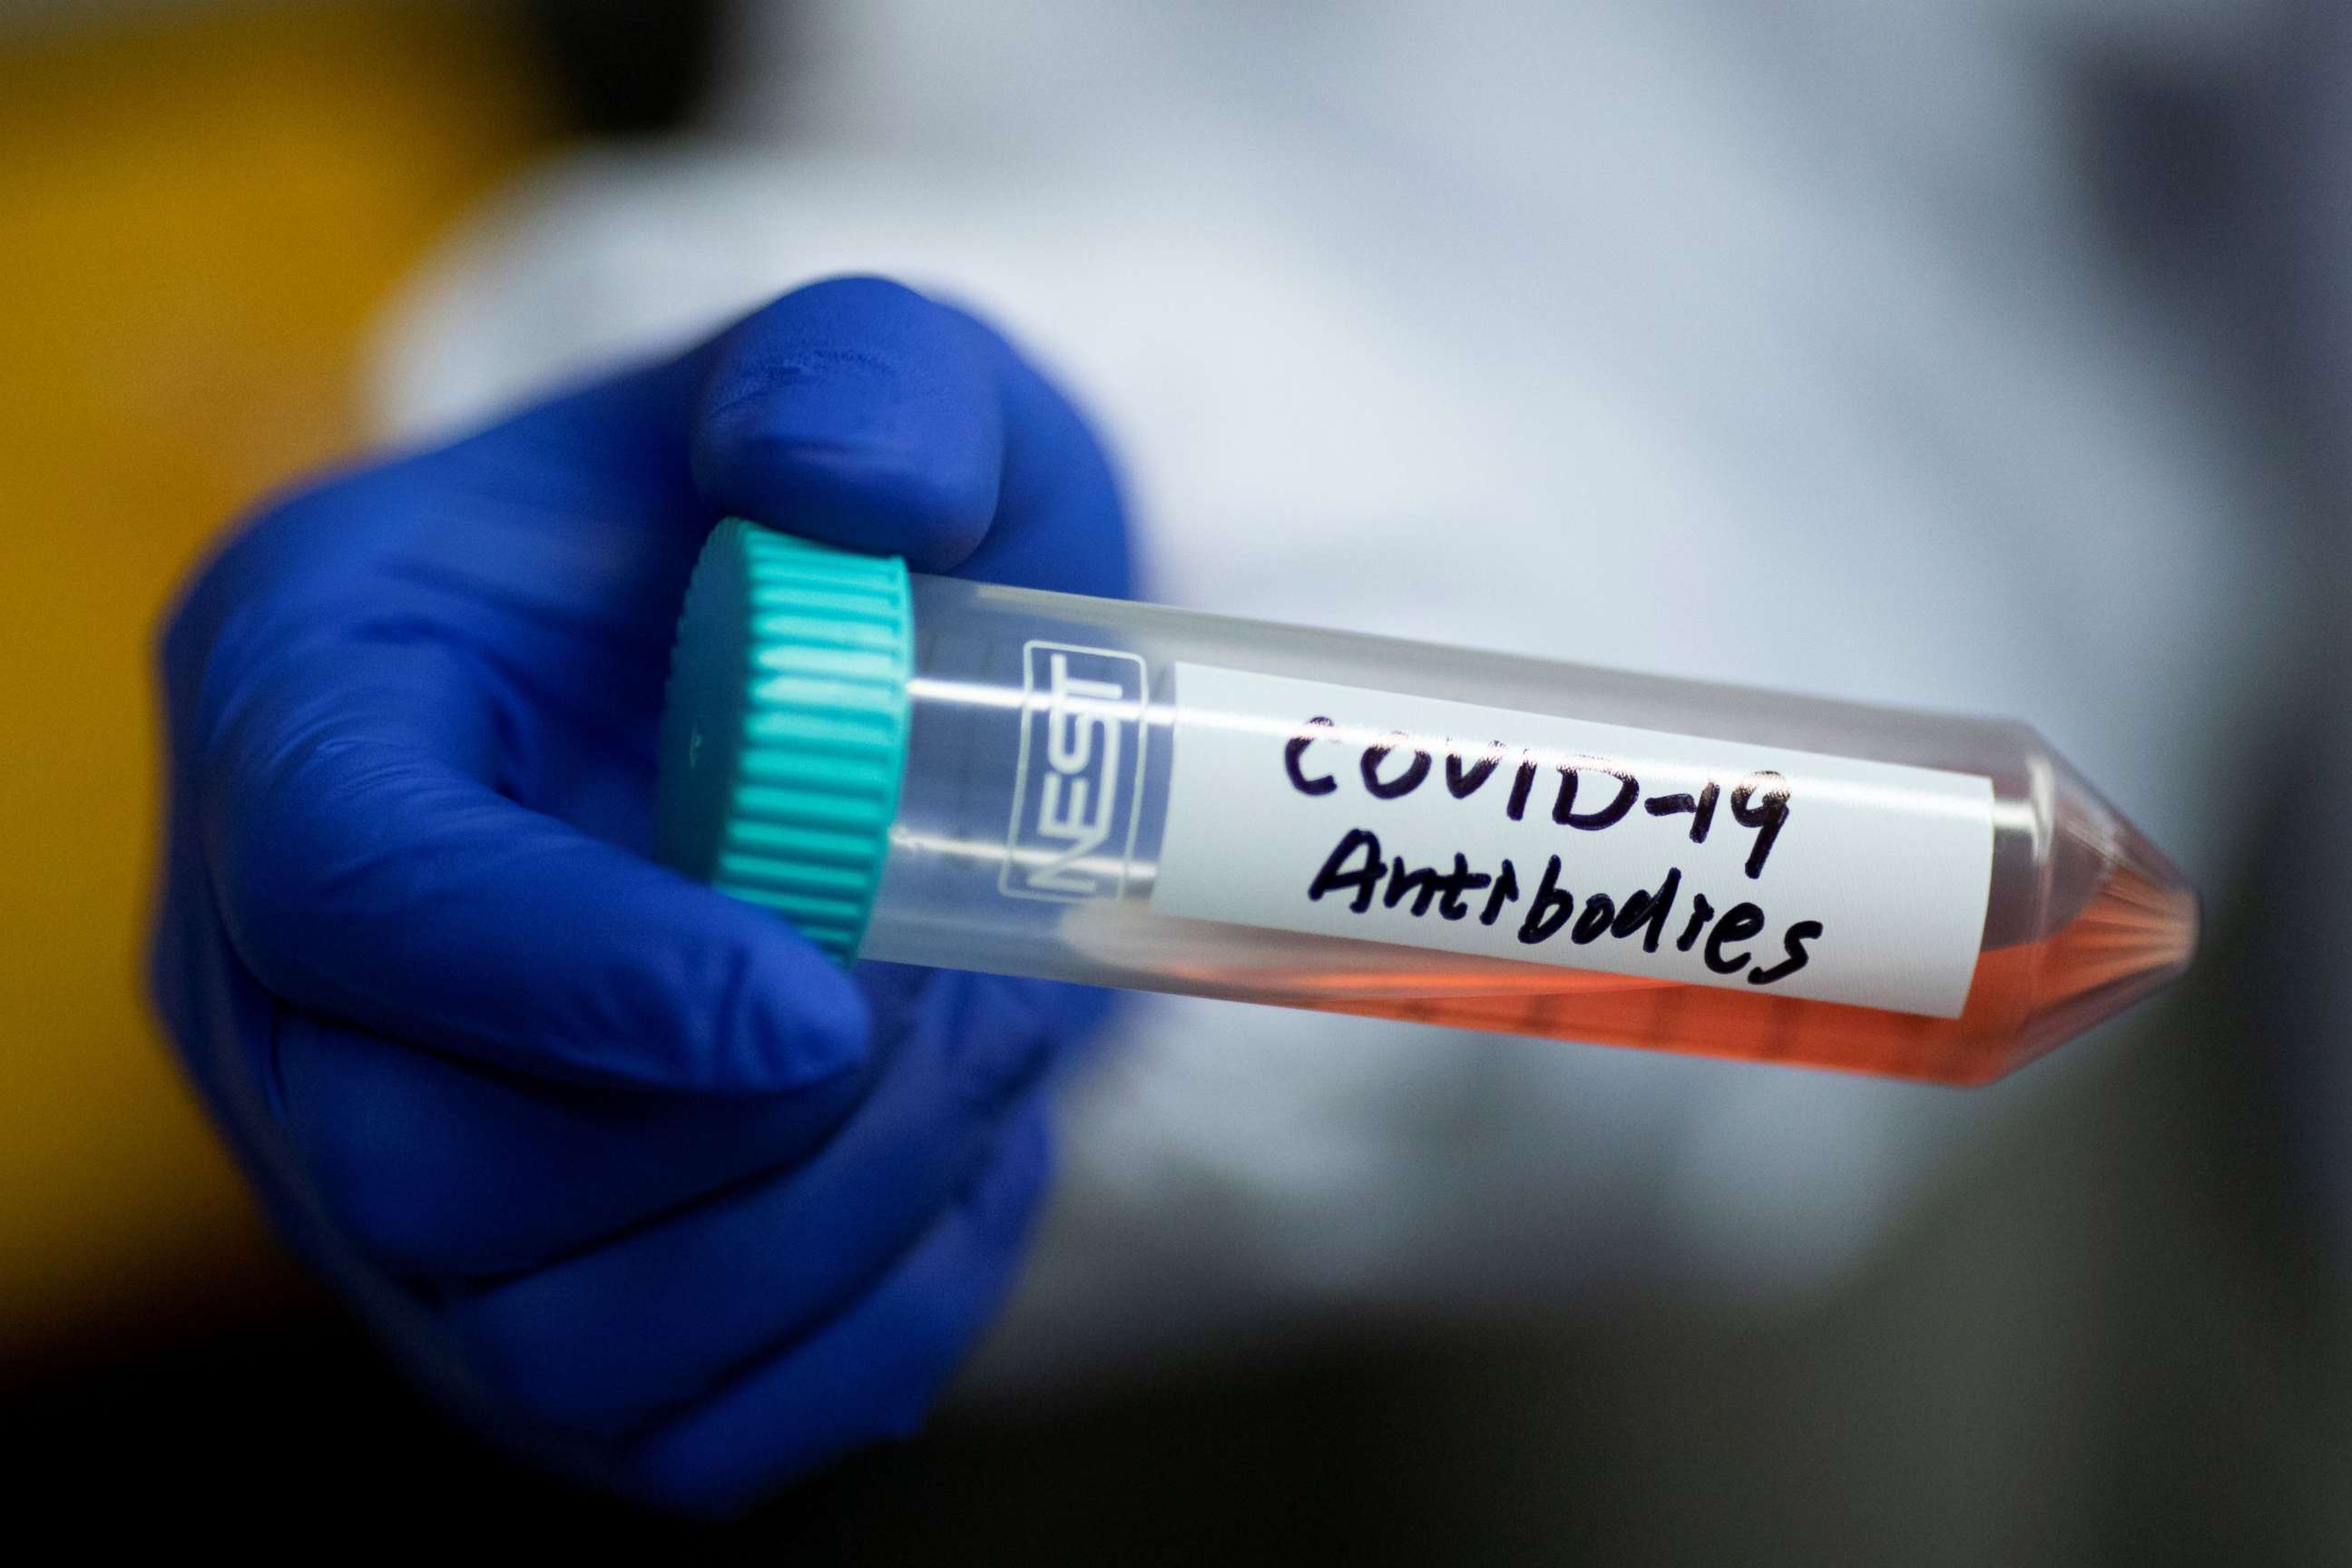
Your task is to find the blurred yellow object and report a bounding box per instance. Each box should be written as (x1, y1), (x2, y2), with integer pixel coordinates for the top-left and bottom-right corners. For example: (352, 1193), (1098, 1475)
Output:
(0, 1), (551, 1367)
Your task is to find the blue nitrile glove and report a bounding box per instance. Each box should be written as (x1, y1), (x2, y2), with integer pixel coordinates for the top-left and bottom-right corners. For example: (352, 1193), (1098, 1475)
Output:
(150, 277), (1132, 1513)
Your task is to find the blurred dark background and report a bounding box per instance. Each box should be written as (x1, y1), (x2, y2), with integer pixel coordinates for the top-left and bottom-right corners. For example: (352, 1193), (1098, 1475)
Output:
(2, 1), (2347, 1558)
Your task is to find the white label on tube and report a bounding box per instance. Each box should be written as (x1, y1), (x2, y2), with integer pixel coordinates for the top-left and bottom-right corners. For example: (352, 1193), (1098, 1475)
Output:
(1150, 664), (1994, 1018)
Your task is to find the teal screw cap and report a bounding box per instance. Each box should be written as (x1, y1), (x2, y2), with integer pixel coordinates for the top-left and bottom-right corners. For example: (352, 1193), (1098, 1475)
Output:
(657, 520), (914, 965)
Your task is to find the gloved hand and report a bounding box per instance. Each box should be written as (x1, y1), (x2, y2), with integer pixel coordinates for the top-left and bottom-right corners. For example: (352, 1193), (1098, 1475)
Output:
(150, 277), (1132, 1512)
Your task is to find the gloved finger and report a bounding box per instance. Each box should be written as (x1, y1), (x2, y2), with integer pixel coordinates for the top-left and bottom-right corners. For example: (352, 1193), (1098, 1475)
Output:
(620, 1103), (1054, 1516)
(170, 273), (1123, 731)
(690, 276), (1131, 594)
(939, 326), (1131, 598)
(203, 637), (867, 1093)
(270, 1008), (875, 1279)
(165, 345), (716, 694)
(446, 972), (1057, 1431)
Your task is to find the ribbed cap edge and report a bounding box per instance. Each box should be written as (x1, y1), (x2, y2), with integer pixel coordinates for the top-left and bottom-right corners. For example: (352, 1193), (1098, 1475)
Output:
(657, 520), (912, 964)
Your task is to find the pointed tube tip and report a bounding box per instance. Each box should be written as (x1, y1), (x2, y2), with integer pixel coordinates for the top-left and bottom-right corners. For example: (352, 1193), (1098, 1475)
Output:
(2004, 794), (2200, 1073)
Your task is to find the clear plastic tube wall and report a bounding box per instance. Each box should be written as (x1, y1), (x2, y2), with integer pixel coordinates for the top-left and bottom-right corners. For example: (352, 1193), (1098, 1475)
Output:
(856, 575), (2197, 1085)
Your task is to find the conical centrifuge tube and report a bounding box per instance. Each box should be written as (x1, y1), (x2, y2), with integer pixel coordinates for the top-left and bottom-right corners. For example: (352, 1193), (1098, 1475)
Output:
(659, 522), (2197, 1085)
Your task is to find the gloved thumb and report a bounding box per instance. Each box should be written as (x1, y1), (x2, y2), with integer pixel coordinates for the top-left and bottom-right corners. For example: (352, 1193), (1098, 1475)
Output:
(690, 276), (1006, 571)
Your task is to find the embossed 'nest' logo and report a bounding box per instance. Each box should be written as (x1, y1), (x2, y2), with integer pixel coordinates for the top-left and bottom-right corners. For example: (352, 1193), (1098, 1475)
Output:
(1001, 642), (1147, 901)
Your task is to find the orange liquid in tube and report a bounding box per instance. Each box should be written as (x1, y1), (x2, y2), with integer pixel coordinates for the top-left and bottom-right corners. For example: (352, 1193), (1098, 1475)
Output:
(1309, 855), (2195, 1083)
